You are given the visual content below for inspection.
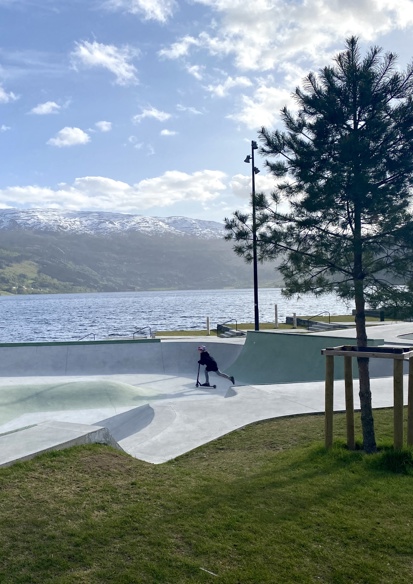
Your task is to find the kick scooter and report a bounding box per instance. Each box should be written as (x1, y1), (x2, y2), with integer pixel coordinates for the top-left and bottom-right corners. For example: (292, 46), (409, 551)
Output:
(195, 364), (216, 388)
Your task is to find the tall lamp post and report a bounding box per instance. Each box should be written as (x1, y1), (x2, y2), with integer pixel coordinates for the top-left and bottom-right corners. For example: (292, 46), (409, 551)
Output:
(244, 140), (260, 331)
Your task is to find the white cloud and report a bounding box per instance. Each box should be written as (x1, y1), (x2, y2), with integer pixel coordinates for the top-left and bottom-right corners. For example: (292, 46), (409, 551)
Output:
(0, 124), (10, 132)
(176, 104), (203, 115)
(127, 135), (144, 149)
(47, 127), (91, 147)
(0, 170), (228, 212)
(185, 64), (204, 80)
(0, 86), (18, 103)
(228, 76), (298, 130)
(129, 170), (227, 207)
(230, 171), (276, 200)
(132, 106), (171, 123)
(104, 0), (177, 22)
(70, 40), (139, 86)
(160, 129), (177, 136)
(229, 170), (291, 215)
(126, 136), (156, 153)
(158, 35), (198, 59)
(30, 101), (61, 115)
(164, 0), (413, 72)
(95, 120), (112, 132)
(204, 75), (252, 97)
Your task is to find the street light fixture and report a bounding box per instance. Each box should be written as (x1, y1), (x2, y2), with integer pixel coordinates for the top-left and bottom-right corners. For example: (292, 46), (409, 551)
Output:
(244, 140), (260, 331)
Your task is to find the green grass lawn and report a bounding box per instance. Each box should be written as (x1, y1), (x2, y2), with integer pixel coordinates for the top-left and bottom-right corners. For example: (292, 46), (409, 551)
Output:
(1, 409), (413, 583)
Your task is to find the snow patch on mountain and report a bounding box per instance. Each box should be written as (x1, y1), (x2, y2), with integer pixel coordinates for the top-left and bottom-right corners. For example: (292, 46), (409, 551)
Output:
(0, 209), (225, 238)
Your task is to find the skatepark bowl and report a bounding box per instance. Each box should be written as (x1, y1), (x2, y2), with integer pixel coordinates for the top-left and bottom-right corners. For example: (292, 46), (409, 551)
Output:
(0, 322), (412, 467)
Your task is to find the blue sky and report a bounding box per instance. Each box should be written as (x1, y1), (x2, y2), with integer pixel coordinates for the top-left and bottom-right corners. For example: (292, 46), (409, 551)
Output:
(1, 0), (413, 222)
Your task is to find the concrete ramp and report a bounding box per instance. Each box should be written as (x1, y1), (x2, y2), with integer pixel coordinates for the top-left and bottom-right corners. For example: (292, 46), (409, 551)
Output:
(0, 338), (243, 378)
(160, 339), (241, 375)
(0, 421), (122, 468)
(226, 331), (384, 385)
(97, 404), (155, 441)
(0, 379), (152, 428)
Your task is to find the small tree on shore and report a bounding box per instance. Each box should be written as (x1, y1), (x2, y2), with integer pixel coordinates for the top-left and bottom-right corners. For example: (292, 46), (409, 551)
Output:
(225, 37), (413, 453)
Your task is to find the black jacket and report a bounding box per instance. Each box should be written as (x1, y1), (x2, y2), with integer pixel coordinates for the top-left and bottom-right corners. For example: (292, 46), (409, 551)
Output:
(198, 350), (218, 371)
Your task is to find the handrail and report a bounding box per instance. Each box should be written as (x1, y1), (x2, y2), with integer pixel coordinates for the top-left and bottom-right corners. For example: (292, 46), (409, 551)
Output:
(307, 311), (331, 329)
(218, 318), (238, 331)
(308, 311), (330, 323)
(78, 332), (96, 341)
(133, 326), (152, 339)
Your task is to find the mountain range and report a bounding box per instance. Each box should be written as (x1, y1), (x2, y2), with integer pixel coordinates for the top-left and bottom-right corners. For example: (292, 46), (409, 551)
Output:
(0, 208), (224, 238)
(0, 209), (281, 294)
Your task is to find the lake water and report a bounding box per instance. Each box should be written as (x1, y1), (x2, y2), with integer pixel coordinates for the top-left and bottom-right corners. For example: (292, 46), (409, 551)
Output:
(0, 288), (353, 343)
(0, 288), (351, 343)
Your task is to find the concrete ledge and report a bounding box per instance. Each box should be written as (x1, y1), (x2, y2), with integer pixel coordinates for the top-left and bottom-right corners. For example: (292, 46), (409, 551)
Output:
(0, 420), (123, 468)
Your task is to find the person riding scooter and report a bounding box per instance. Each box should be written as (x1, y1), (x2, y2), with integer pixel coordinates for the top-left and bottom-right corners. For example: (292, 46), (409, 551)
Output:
(197, 345), (235, 387)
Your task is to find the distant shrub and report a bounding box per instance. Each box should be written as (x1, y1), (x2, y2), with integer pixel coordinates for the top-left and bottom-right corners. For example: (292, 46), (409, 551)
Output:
(382, 306), (413, 320)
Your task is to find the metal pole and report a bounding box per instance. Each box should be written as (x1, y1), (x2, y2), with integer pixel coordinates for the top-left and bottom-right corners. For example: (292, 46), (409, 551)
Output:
(251, 140), (259, 331)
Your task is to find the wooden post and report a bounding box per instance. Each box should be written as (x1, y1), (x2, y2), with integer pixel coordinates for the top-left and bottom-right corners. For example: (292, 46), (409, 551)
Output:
(393, 358), (404, 449)
(323, 345), (413, 450)
(292, 312), (297, 329)
(325, 355), (334, 449)
(206, 317), (210, 336)
(408, 357), (413, 446)
(274, 304), (278, 328)
(344, 355), (355, 450)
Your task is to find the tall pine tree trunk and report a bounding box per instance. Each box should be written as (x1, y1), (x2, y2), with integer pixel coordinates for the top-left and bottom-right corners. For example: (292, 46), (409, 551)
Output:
(352, 195), (378, 453)
(354, 266), (377, 453)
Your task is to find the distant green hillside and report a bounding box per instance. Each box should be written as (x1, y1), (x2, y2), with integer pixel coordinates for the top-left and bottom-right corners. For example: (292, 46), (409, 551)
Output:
(0, 230), (282, 294)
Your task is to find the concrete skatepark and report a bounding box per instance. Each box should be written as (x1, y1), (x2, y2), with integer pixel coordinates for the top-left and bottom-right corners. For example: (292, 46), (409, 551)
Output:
(1, 322), (413, 467)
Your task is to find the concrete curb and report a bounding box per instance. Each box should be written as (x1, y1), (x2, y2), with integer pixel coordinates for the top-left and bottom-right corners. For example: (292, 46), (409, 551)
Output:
(0, 420), (123, 468)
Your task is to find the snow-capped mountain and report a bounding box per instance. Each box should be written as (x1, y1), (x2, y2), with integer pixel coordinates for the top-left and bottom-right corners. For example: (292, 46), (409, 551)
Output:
(0, 208), (225, 239)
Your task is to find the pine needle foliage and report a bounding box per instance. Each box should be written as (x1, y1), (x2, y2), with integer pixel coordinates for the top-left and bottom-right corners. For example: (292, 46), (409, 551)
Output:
(225, 37), (413, 452)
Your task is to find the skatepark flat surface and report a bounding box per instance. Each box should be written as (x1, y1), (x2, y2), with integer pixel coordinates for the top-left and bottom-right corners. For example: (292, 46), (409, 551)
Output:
(1, 322), (413, 467)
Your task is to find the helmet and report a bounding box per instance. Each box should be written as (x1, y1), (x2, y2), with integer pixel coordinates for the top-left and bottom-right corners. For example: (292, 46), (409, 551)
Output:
(198, 345), (206, 351)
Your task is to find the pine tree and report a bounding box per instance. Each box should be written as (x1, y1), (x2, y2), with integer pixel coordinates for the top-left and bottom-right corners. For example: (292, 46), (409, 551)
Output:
(225, 37), (413, 453)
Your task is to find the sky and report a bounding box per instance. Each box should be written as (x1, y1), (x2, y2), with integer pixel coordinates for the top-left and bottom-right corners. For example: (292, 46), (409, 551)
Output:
(1, 0), (413, 223)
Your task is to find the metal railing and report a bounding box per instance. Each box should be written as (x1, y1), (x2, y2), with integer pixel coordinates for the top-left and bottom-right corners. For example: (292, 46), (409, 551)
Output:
(133, 326), (152, 339)
(216, 319), (246, 337)
(217, 318), (238, 331)
(306, 311), (331, 330)
(308, 311), (330, 323)
(78, 332), (96, 341)
(77, 327), (155, 341)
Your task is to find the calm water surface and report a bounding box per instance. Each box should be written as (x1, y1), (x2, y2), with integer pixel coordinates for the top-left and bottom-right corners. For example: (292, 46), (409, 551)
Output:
(0, 289), (352, 343)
